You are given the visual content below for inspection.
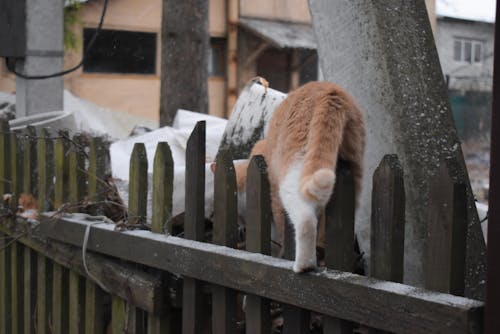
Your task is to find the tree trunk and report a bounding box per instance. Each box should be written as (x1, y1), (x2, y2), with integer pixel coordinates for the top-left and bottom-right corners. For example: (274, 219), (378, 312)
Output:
(160, 0), (209, 126)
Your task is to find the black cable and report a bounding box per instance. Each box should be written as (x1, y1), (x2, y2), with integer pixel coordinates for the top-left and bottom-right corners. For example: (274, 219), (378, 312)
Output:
(5, 0), (109, 80)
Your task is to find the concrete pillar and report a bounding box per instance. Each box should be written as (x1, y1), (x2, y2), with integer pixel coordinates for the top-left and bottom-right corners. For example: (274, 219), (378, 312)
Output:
(309, 0), (485, 299)
(16, 0), (64, 117)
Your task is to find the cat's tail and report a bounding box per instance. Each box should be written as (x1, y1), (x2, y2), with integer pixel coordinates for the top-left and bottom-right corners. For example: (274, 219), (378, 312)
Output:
(299, 91), (348, 207)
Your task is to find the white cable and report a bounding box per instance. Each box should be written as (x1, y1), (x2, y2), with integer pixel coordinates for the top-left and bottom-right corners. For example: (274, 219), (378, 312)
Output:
(82, 222), (110, 293)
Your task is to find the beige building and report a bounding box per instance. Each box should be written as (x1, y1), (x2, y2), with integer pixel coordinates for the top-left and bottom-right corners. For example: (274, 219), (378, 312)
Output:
(0, 0), (437, 121)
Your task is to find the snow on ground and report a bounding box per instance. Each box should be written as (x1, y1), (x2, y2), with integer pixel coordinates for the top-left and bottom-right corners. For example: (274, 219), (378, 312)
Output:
(436, 0), (496, 23)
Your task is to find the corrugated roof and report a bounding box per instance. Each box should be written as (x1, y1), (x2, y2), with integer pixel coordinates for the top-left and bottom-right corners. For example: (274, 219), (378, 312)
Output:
(239, 17), (317, 50)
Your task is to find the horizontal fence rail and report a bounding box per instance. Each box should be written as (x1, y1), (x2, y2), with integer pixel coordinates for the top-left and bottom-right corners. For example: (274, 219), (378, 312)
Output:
(38, 213), (483, 334)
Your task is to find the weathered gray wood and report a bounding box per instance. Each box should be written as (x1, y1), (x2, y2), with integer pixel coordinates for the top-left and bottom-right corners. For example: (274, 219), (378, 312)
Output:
(371, 155), (405, 282)
(245, 155), (272, 334)
(183, 121), (208, 334)
(11, 242), (24, 334)
(54, 130), (70, 209)
(323, 161), (356, 334)
(52, 263), (69, 334)
(37, 128), (54, 212)
(23, 245), (37, 334)
(37, 255), (53, 334)
(111, 296), (126, 334)
(0, 233), (12, 334)
(129, 143), (148, 225)
(23, 126), (37, 196)
(69, 271), (85, 334)
(152, 142), (173, 234)
(88, 137), (110, 215)
(10, 132), (23, 210)
(38, 214), (485, 334)
(283, 217), (310, 334)
(85, 279), (104, 334)
(0, 220), (163, 314)
(0, 120), (11, 197)
(212, 152), (238, 334)
(425, 158), (468, 296)
(69, 134), (86, 207)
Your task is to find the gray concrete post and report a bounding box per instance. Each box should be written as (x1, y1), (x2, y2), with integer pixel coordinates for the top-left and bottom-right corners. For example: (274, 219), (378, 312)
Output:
(16, 0), (64, 117)
(309, 0), (485, 299)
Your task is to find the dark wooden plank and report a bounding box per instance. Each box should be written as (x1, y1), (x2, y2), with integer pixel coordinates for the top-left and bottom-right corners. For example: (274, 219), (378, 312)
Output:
(370, 154), (405, 283)
(368, 155), (405, 334)
(129, 143), (148, 225)
(152, 142), (173, 234)
(23, 126), (38, 196)
(10, 131), (23, 210)
(0, 233), (12, 334)
(37, 128), (54, 212)
(245, 155), (272, 334)
(38, 214), (484, 334)
(52, 263), (69, 334)
(425, 157), (468, 296)
(212, 152), (238, 334)
(183, 121), (208, 334)
(54, 130), (70, 209)
(282, 217), (310, 334)
(0, 120), (11, 196)
(69, 271), (86, 334)
(11, 241), (24, 334)
(69, 134), (87, 208)
(23, 245), (37, 334)
(88, 137), (109, 215)
(37, 255), (53, 334)
(85, 279), (105, 334)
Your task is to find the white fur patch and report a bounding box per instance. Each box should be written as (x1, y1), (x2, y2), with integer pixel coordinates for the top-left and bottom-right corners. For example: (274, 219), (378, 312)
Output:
(279, 160), (318, 272)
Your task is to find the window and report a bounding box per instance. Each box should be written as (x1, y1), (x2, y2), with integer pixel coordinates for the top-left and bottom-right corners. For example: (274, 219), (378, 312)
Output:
(208, 38), (226, 77)
(83, 28), (157, 74)
(453, 38), (482, 64)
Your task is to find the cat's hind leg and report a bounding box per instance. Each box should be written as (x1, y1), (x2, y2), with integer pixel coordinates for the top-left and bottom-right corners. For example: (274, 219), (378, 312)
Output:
(279, 161), (318, 273)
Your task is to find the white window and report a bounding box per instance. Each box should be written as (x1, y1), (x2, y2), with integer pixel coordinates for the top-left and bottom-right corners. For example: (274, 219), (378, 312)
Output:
(453, 38), (483, 64)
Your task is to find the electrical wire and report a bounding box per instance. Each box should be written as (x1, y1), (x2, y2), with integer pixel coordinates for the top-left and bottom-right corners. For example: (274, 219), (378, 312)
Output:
(5, 0), (109, 80)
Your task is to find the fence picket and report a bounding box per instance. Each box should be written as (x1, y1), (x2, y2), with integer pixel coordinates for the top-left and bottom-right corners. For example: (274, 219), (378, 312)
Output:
(85, 279), (105, 334)
(37, 255), (53, 334)
(212, 152), (238, 334)
(152, 142), (173, 233)
(368, 155), (405, 334)
(323, 160), (355, 334)
(425, 157), (468, 296)
(69, 134), (87, 208)
(54, 130), (70, 209)
(52, 264), (69, 334)
(0, 120), (11, 197)
(183, 121), (209, 334)
(23, 246), (37, 334)
(23, 126), (38, 196)
(0, 232), (11, 334)
(10, 131), (23, 209)
(112, 297), (146, 334)
(88, 137), (109, 215)
(282, 218), (310, 334)
(149, 142), (175, 333)
(10, 242), (23, 334)
(245, 155), (272, 334)
(37, 128), (54, 212)
(129, 143), (148, 225)
(69, 271), (86, 334)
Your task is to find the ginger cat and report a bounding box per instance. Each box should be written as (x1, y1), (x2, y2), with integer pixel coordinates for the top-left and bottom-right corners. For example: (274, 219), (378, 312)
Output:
(234, 81), (365, 273)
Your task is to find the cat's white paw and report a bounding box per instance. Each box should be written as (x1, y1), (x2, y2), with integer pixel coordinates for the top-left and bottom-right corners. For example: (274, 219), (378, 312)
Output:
(293, 257), (317, 273)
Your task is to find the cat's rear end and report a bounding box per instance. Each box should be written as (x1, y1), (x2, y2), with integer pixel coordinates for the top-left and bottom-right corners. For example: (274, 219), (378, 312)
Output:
(265, 81), (365, 272)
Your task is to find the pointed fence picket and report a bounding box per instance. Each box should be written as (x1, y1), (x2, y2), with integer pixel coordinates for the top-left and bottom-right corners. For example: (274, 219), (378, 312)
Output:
(0, 120), (486, 334)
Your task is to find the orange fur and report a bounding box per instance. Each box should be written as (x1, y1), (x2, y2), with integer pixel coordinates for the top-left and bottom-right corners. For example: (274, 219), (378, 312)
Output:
(236, 81), (365, 260)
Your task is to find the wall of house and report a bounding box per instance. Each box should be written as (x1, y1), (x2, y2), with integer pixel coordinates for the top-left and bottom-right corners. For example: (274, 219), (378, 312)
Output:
(435, 18), (494, 92)
(63, 0), (227, 120)
(240, 0), (311, 23)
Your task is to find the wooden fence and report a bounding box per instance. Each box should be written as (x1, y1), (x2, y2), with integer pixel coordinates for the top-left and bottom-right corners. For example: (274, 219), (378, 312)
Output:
(0, 120), (484, 333)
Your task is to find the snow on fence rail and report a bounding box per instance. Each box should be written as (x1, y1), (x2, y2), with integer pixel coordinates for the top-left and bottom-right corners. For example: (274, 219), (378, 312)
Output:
(0, 119), (484, 333)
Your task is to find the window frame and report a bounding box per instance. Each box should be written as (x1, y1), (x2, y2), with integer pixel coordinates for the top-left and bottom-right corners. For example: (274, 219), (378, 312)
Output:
(453, 38), (483, 64)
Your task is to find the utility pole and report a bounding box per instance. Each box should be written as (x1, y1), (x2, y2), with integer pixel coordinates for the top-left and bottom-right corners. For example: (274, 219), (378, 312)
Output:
(160, 0), (209, 126)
